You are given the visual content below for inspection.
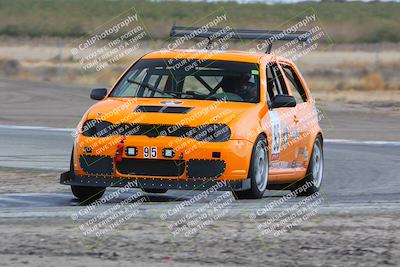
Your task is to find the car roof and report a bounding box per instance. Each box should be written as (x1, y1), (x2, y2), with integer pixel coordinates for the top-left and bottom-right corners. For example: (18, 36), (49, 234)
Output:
(142, 49), (289, 64)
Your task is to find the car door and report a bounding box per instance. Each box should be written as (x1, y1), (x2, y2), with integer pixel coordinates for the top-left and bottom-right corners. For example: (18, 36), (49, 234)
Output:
(265, 62), (297, 179)
(278, 62), (314, 172)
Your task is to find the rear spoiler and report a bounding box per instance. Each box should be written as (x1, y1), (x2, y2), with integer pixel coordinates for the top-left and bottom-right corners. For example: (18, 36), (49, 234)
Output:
(169, 25), (311, 54)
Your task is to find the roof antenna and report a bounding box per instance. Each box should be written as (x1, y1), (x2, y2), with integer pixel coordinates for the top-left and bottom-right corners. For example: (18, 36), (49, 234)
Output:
(206, 37), (212, 50)
(170, 21), (176, 37)
(266, 43), (273, 54)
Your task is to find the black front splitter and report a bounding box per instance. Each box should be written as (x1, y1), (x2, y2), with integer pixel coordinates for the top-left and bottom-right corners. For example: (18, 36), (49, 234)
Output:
(60, 171), (251, 191)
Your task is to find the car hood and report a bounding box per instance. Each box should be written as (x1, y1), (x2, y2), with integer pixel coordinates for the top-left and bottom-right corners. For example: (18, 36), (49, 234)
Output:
(84, 97), (259, 127)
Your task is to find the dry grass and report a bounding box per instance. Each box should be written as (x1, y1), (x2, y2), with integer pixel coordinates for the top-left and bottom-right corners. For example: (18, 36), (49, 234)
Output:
(1, 1), (400, 43)
(0, 40), (399, 105)
(324, 73), (386, 92)
(313, 89), (400, 111)
(360, 73), (385, 91)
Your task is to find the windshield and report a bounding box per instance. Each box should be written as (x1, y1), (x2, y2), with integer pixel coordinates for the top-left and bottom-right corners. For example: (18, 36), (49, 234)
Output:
(110, 59), (260, 103)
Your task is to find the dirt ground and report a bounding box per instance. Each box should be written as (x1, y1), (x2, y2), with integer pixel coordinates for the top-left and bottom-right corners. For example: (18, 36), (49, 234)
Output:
(0, 167), (64, 194)
(0, 167), (399, 266)
(0, 213), (399, 267)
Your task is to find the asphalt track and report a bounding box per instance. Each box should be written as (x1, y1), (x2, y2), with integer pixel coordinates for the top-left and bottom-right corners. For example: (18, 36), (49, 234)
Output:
(0, 126), (399, 219)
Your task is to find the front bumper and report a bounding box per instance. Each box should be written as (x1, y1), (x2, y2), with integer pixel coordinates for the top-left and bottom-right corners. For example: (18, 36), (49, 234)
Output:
(73, 135), (253, 180)
(60, 171), (251, 191)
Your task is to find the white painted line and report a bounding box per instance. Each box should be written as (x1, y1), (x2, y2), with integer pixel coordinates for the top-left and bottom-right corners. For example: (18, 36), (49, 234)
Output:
(324, 139), (400, 146)
(0, 124), (75, 132)
(0, 124), (399, 146)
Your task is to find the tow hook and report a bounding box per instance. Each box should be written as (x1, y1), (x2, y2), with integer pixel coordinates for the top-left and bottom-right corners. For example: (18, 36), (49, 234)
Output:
(115, 136), (126, 162)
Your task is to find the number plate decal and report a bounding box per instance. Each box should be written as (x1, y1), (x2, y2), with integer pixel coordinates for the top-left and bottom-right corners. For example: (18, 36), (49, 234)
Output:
(151, 147), (157, 158)
(143, 146), (157, 158)
(143, 146), (149, 158)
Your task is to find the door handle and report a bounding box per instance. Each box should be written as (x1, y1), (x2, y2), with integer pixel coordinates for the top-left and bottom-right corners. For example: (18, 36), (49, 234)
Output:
(293, 115), (299, 123)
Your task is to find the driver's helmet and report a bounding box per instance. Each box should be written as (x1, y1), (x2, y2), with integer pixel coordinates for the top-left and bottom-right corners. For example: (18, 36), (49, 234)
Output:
(221, 73), (257, 101)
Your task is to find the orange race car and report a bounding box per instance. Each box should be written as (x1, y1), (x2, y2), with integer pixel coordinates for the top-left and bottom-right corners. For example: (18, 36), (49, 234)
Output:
(60, 26), (324, 200)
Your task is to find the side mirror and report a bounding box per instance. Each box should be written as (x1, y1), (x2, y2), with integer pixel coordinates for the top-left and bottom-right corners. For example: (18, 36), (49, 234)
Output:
(90, 88), (107, 100)
(271, 94), (296, 109)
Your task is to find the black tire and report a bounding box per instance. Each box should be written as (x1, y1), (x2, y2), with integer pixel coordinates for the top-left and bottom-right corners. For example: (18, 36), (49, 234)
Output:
(69, 147), (105, 201)
(71, 185), (105, 202)
(141, 188), (168, 194)
(291, 137), (324, 196)
(233, 135), (269, 199)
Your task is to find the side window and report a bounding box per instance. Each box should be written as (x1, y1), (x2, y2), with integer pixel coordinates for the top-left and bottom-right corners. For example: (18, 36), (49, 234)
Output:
(266, 64), (279, 100)
(281, 64), (308, 103)
(266, 63), (289, 100)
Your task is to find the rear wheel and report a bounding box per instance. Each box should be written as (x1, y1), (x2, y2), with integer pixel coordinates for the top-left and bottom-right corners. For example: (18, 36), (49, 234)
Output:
(69, 147), (105, 201)
(142, 188), (168, 194)
(233, 135), (268, 199)
(291, 137), (324, 196)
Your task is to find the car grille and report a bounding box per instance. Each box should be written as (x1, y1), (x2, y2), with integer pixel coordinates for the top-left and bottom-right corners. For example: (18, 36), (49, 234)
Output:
(186, 159), (226, 179)
(82, 119), (230, 142)
(79, 155), (114, 175)
(120, 123), (191, 138)
(116, 159), (185, 177)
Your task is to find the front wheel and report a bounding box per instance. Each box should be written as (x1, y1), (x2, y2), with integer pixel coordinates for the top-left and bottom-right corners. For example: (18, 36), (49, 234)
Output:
(291, 137), (324, 196)
(233, 135), (269, 199)
(69, 148), (105, 201)
(71, 185), (105, 202)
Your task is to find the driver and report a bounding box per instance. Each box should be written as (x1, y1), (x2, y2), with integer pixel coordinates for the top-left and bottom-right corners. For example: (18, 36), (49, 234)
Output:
(221, 73), (257, 101)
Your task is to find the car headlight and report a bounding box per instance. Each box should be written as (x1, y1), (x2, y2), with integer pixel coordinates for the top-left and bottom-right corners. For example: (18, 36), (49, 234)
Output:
(191, 124), (231, 142)
(82, 120), (115, 137)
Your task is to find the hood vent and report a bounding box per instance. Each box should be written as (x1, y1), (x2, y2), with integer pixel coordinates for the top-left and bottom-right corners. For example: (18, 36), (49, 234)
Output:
(135, 105), (192, 114)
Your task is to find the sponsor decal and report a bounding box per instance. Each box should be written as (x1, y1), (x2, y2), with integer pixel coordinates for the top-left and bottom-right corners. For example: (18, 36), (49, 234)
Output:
(289, 128), (300, 139)
(302, 147), (309, 167)
(212, 116), (220, 121)
(269, 111), (281, 161)
(291, 160), (297, 168)
(294, 147), (299, 159)
(271, 161), (290, 169)
(282, 125), (289, 148)
(303, 147), (308, 161)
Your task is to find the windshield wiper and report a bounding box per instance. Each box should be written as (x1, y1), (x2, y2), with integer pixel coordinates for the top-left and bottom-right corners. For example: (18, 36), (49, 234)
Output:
(127, 79), (208, 99)
(127, 79), (177, 97)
